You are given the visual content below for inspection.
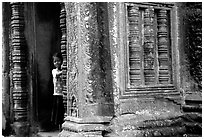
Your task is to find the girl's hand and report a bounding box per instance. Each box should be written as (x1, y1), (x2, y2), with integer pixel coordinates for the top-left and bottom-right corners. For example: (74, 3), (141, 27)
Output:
(56, 71), (62, 76)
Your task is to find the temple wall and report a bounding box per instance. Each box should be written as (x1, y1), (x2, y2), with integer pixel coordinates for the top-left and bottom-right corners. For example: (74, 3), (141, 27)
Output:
(2, 2), (202, 137)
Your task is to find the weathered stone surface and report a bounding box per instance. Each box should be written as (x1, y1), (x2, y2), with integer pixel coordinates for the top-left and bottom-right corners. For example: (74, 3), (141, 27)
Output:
(120, 97), (182, 118)
(105, 113), (186, 136)
(105, 112), (202, 137)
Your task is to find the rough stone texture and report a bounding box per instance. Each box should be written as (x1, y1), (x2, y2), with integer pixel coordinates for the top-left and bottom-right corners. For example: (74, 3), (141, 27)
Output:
(120, 97), (181, 117)
(184, 2), (202, 90)
(104, 113), (185, 137)
(103, 93), (202, 137)
(104, 112), (201, 137)
(104, 92), (202, 137)
(179, 2), (202, 93)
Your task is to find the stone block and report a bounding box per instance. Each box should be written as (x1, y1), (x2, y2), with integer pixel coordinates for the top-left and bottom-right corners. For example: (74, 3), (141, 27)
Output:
(59, 116), (111, 137)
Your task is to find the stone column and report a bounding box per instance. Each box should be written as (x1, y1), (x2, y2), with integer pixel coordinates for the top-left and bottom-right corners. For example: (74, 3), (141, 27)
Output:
(10, 2), (29, 136)
(59, 2), (114, 137)
(59, 2), (68, 116)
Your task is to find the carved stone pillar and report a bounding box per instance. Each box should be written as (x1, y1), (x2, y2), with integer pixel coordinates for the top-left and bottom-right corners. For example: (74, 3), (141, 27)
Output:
(59, 2), (68, 117)
(10, 2), (29, 136)
(157, 9), (171, 84)
(144, 7), (156, 85)
(59, 2), (114, 137)
(128, 6), (142, 86)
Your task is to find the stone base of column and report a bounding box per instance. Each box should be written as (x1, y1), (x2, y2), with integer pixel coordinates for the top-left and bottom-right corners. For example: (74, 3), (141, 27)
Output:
(58, 116), (112, 137)
(12, 122), (30, 137)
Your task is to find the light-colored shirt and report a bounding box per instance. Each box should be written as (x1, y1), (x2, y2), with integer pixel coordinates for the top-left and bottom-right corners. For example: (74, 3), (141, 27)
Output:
(52, 69), (63, 96)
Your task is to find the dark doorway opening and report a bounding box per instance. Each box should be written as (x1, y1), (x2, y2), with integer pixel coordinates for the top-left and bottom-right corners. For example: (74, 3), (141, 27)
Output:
(34, 2), (61, 131)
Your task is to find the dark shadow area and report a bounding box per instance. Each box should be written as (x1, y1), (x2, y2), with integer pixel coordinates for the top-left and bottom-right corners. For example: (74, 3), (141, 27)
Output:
(96, 2), (115, 116)
(35, 2), (61, 131)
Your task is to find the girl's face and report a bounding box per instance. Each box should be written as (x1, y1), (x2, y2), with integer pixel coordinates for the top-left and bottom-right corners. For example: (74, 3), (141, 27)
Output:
(53, 57), (62, 69)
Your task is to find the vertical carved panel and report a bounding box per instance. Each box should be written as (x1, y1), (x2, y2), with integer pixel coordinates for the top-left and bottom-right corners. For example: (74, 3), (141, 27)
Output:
(143, 7), (156, 85)
(157, 9), (170, 84)
(65, 3), (79, 117)
(60, 2), (67, 117)
(80, 3), (101, 104)
(10, 2), (28, 122)
(127, 5), (142, 86)
(80, 3), (95, 104)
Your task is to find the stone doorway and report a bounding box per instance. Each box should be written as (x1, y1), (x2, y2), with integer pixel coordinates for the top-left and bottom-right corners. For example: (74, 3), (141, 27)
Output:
(33, 2), (61, 131)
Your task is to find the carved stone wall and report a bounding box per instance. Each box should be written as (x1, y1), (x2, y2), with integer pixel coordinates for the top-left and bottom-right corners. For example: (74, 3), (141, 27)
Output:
(65, 2), (114, 118)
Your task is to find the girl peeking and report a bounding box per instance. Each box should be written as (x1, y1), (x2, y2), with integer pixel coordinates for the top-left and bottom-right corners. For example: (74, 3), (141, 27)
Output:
(51, 52), (64, 131)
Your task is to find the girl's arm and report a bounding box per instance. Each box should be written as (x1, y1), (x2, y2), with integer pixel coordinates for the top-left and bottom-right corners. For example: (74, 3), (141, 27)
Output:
(56, 70), (62, 77)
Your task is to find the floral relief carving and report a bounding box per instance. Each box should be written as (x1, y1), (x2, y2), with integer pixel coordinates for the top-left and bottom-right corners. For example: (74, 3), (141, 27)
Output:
(65, 2), (79, 116)
(80, 3), (103, 104)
